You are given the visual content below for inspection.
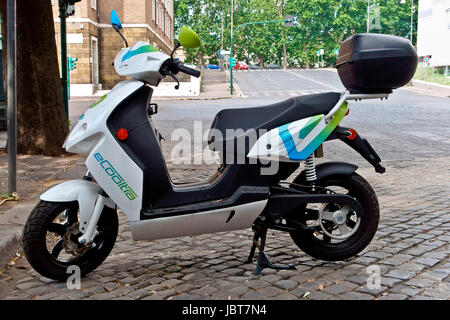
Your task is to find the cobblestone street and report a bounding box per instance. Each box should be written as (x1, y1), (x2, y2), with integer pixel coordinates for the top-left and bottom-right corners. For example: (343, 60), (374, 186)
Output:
(2, 156), (449, 300)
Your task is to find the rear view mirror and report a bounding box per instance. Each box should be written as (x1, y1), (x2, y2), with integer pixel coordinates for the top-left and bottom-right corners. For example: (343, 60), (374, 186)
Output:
(111, 10), (122, 30)
(178, 26), (201, 49)
(110, 10), (128, 47)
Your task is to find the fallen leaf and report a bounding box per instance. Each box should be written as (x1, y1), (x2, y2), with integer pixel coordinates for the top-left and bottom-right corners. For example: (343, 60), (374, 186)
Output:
(303, 292), (310, 298)
(306, 278), (314, 283)
(318, 284), (324, 291)
(15, 266), (27, 270)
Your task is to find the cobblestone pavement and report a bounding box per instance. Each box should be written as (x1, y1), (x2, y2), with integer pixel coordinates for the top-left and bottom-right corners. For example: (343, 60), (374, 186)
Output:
(1, 156), (449, 300)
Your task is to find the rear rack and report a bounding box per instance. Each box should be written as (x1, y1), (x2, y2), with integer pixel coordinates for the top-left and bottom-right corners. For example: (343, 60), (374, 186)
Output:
(347, 92), (390, 101)
(325, 90), (390, 121)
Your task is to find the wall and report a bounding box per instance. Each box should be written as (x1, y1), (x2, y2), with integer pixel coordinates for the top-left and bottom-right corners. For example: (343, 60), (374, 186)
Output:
(417, 0), (450, 67)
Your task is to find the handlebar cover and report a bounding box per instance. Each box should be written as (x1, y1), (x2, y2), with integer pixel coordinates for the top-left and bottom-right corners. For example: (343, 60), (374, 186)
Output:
(177, 64), (201, 78)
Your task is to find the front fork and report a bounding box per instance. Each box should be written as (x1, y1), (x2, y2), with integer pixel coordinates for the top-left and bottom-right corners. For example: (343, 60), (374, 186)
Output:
(77, 172), (111, 245)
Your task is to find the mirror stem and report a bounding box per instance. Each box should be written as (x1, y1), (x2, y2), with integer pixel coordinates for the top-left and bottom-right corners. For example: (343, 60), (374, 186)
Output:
(170, 41), (181, 60)
(113, 24), (128, 48)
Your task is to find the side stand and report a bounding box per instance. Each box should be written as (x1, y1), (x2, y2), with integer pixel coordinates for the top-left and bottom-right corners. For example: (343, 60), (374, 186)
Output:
(247, 226), (296, 275)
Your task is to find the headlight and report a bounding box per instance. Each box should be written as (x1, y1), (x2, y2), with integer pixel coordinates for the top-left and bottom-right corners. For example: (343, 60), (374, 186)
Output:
(62, 120), (80, 149)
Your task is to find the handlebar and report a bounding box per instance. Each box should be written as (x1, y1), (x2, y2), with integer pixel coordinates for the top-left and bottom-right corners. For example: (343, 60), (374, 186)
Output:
(177, 64), (201, 78)
(160, 60), (201, 79)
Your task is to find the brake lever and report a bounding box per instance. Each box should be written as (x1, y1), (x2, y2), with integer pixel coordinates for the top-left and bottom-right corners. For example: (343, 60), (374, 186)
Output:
(166, 72), (180, 90)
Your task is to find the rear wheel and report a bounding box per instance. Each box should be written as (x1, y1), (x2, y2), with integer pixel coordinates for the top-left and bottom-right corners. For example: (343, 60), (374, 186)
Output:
(287, 173), (379, 261)
(23, 200), (118, 281)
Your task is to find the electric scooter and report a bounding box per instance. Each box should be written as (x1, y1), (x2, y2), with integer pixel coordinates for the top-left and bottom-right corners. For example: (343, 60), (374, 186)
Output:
(23, 10), (416, 281)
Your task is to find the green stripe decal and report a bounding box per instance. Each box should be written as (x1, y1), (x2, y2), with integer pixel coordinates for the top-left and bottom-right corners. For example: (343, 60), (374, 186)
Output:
(279, 102), (348, 161)
(89, 94), (107, 109)
(298, 115), (322, 139)
(121, 44), (158, 62)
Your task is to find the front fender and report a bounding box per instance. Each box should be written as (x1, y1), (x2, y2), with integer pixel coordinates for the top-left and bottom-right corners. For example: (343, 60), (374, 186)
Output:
(297, 161), (358, 182)
(41, 180), (116, 233)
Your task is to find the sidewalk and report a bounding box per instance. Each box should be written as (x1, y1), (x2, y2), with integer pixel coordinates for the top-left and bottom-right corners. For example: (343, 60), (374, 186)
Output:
(151, 69), (237, 100)
(71, 69), (235, 102)
(408, 80), (450, 98)
(0, 153), (85, 267)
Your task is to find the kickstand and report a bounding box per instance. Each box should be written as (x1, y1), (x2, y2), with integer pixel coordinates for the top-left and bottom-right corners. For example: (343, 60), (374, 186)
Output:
(247, 227), (296, 275)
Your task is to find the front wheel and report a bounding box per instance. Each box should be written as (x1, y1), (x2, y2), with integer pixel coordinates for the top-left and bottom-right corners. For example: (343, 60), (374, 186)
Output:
(287, 172), (379, 261)
(23, 200), (118, 281)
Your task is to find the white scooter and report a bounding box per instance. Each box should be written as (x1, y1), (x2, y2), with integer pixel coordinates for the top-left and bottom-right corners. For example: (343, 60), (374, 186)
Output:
(23, 10), (418, 281)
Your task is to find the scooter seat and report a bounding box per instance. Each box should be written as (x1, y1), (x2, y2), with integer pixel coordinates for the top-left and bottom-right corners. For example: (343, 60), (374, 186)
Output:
(208, 92), (341, 158)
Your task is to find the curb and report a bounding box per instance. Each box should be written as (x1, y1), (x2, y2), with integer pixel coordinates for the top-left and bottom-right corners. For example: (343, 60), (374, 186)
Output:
(71, 95), (234, 102)
(152, 95), (233, 101)
(410, 79), (450, 98)
(0, 200), (38, 268)
(0, 227), (22, 268)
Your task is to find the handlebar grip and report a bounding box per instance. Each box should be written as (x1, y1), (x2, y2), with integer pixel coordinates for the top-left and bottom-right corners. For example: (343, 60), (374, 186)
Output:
(178, 64), (201, 78)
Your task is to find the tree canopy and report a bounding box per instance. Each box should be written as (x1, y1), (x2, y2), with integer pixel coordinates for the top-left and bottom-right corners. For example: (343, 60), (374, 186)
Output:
(175, 0), (418, 68)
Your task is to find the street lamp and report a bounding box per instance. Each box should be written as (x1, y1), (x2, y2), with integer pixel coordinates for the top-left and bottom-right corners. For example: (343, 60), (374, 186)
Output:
(400, 0), (414, 43)
(367, 0), (370, 33)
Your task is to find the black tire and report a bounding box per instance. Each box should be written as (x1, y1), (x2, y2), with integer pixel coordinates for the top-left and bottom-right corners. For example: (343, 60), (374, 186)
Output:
(23, 200), (118, 281)
(288, 172), (379, 261)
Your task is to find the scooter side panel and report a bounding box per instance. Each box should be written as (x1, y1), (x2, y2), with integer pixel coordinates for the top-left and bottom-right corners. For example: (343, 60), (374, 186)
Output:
(86, 134), (144, 222)
(66, 80), (145, 155)
(247, 102), (348, 162)
(129, 200), (268, 241)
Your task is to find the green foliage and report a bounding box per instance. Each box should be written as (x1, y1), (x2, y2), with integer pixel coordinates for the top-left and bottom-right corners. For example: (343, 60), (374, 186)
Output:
(175, 0), (418, 68)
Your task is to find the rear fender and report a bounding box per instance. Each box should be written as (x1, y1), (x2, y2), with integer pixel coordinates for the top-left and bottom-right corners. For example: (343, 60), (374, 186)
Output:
(297, 161), (358, 183)
(40, 180), (116, 233)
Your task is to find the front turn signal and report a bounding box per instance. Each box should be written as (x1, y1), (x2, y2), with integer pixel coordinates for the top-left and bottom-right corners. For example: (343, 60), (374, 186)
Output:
(117, 128), (129, 141)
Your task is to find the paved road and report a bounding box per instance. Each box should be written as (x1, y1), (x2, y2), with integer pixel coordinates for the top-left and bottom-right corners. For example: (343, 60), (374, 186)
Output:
(153, 69), (450, 165)
(1, 69), (449, 300)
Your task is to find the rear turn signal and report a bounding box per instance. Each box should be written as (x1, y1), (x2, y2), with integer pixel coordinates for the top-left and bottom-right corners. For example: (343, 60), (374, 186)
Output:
(346, 129), (357, 140)
(117, 128), (129, 141)
(345, 108), (350, 116)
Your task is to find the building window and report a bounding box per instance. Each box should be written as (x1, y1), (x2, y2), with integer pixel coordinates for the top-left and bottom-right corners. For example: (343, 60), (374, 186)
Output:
(152, 0), (156, 21)
(91, 0), (97, 10)
(156, 2), (160, 26)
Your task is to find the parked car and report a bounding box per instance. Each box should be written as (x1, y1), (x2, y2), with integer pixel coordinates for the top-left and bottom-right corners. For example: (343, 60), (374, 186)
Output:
(205, 64), (220, 69)
(266, 64), (281, 69)
(234, 61), (249, 70)
(249, 64), (260, 70)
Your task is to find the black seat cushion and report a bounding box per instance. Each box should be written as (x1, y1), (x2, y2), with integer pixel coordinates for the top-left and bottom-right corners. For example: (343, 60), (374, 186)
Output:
(208, 92), (341, 163)
(210, 92), (340, 136)
(208, 92), (341, 159)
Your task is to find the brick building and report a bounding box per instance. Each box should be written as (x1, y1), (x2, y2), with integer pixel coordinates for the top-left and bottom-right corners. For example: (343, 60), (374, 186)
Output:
(52, 0), (174, 95)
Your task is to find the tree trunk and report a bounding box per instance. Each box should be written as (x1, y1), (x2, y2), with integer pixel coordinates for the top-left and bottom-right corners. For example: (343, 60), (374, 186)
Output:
(0, 0), (68, 156)
(302, 42), (310, 69)
(259, 55), (264, 68)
